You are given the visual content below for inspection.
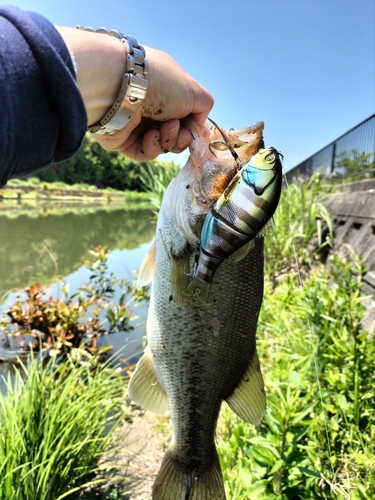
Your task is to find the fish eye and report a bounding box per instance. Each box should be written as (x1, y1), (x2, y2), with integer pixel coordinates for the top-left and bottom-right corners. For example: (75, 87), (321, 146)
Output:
(265, 153), (275, 163)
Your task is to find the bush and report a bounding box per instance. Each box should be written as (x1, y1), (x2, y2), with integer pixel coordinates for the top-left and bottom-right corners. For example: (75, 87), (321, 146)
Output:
(34, 134), (175, 192)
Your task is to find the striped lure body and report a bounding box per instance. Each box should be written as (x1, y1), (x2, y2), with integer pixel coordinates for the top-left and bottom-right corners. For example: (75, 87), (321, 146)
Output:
(184, 147), (282, 302)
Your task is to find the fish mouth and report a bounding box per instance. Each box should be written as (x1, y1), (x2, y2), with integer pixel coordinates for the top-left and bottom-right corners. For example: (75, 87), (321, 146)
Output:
(207, 117), (242, 166)
(207, 117), (265, 169)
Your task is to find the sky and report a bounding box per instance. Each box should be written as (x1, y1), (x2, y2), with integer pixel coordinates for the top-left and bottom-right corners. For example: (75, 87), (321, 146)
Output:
(11, 0), (375, 172)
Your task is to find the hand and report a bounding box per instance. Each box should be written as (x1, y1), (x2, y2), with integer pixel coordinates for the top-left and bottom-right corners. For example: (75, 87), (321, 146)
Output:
(93, 47), (214, 160)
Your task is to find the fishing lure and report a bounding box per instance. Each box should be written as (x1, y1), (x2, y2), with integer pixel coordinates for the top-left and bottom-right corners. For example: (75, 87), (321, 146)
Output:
(184, 139), (283, 304)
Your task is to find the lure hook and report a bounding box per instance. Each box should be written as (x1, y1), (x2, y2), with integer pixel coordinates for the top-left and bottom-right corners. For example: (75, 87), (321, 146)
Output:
(183, 245), (200, 277)
(208, 117), (243, 169)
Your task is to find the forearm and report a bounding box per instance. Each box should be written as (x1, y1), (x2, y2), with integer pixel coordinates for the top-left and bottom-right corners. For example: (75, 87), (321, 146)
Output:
(56, 27), (127, 128)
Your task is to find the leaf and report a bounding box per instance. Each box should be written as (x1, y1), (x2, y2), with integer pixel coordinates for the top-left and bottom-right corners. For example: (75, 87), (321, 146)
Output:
(298, 466), (321, 479)
(320, 314), (336, 322)
(288, 370), (302, 388)
(249, 445), (279, 466)
(269, 459), (285, 474)
(247, 479), (271, 497)
(238, 465), (253, 486)
(97, 345), (113, 355)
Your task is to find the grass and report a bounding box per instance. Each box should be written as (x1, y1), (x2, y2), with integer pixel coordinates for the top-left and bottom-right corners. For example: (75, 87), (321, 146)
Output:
(218, 256), (374, 499)
(0, 353), (130, 500)
(216, 175), (375, 499)
(0, 246), (149, 499)
(0, 172), (372, 499)
(2, 178), (151, 200)
(138, 161), (180, 213)
(0, 181), (154, 215)
(264, 173), (334, 280)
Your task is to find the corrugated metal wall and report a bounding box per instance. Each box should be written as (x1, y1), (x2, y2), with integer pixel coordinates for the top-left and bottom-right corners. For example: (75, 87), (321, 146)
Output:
(286, 114), (375, 183)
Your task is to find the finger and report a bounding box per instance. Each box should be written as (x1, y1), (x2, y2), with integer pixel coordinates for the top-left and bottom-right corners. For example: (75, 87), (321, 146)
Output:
(140, 128), (163, 160)
(159, 119), (180, 151)
(113, 121), (160, 161)
(193, 108), (213, 126)
(191, 88), (214, 125)
(169, 127), (192, 153)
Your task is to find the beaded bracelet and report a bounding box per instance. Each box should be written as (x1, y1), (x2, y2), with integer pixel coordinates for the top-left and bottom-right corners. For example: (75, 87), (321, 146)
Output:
(76, 26), (148, 135)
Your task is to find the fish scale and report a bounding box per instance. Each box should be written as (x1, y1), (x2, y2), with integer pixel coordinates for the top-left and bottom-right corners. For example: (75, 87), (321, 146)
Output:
(128, 118), (279, 500)
(150, 241), (264, 497)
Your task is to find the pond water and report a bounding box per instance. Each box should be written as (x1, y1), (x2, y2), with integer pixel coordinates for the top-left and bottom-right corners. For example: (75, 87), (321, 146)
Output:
(0, 204), (155, 371)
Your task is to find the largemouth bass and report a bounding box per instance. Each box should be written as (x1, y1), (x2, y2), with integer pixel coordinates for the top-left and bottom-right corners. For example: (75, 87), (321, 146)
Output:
(128, 118), (282, 500)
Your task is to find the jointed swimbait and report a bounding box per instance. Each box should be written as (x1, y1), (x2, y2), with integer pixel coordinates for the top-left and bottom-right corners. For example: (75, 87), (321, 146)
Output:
(184, 146), (283, 303)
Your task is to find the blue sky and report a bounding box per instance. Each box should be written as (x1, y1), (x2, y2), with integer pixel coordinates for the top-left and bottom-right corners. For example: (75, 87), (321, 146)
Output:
(12, 0), (375, 172)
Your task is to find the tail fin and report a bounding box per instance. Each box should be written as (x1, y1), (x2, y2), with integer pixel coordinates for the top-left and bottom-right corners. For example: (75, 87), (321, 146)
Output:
(153, 445), (226, 500)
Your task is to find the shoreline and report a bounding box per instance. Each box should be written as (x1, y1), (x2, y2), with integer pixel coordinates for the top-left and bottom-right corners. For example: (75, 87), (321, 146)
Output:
(0, 191), (153, 216)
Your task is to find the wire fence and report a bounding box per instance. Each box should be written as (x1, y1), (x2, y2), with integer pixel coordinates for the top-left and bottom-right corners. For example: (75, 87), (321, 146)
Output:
(285, 113), (375, 183)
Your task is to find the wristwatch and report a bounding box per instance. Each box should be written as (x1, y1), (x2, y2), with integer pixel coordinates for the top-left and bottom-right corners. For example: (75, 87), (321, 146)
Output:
(76, 26), (148, 135)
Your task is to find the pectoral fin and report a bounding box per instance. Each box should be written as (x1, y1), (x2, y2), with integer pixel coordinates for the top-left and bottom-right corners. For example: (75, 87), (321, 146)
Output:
(171, 253), (192, 306)
(226, 351), (266, 425)
(137, 241), (156, 288)
(127, 346), (169, 415)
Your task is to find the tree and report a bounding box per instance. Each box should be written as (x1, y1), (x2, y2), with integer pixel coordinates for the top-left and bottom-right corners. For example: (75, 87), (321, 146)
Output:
(35, 134), (176, 191)
(335, 148), (374, 176)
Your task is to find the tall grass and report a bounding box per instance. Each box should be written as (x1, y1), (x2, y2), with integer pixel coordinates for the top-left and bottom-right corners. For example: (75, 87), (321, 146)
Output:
(217, 176), (375, 499)
(264, 174), (333, 280)
(0, 354), (129, 500)
(138, 161), (180, 213)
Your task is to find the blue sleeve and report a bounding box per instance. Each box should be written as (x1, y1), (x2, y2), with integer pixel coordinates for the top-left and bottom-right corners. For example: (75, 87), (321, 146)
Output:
(0, 6), (87, 187)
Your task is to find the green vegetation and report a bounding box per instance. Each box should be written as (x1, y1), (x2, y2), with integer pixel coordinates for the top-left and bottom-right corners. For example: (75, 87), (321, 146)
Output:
(264, 174), (333, 280)
(138, 161), (181, 212)
(217, 175), (374, 499)
(0, 172), (372, 499)
(0, 247), (148, 499)
(32, 134), (176, 192)
(335, 148), (374, 180)
(2, 178), (152, 208)
(0, 354), (130, 500)
(1, 246), (149, 357)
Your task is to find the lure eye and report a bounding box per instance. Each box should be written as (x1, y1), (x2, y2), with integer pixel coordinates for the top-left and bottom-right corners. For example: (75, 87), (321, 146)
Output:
(265, 153), (275, 163)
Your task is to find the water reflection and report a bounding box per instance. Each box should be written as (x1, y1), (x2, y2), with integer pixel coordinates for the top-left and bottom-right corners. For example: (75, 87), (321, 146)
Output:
(0, 206), (155, 380)
(0, 206), (155, 299)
